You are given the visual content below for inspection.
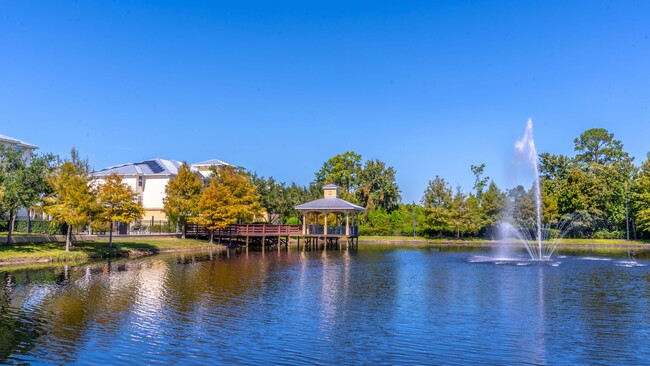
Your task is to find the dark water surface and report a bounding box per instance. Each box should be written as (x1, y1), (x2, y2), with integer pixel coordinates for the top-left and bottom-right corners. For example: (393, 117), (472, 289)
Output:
(2, 245), (650, 365)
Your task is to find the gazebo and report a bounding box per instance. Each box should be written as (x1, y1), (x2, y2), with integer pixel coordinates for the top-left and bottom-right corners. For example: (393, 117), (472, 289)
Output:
(294, 184), (365, 247)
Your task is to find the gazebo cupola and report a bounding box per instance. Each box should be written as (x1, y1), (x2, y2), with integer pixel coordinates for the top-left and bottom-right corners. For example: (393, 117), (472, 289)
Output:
(294, 183), (365, 238)
(323, 183), (340, 198)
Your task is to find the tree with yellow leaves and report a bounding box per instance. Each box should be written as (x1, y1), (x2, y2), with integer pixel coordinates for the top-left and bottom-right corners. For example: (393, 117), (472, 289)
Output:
(42, 149), (95, 252)
(197, 165), (261, 243)
(163, 162), (203, 239)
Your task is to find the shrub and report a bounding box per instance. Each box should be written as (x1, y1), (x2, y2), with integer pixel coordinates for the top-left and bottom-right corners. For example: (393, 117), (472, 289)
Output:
(13, 220), (67, 235)
(592, 230), (624, 240)
(285, 217), (300, 225)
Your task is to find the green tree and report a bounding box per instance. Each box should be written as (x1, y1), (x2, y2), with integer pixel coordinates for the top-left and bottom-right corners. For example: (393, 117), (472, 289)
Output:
(96, 173), (144, 247)
(42, 149), (95, 251)
(422, 176), (453, 237)
(632, 154), (650, 236)
(356, 159), (401, 212)
(20, 153), (56, 233)
(249, 173), (292, 223)
(481, 181), (508, 237)
(471, 163), (489, 199)
(314, 151), (362, 194)
(0, 145), (24, 244)
(574, 128), (629, 166)
(163, 162), (203, 239)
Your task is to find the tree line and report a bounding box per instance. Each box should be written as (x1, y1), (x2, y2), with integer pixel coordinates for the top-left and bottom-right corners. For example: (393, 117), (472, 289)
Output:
(420, 128), (650, 239)
(3, 126), (650, 245)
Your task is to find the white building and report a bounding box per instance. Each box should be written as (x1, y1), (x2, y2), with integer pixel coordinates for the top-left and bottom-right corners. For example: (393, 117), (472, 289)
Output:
(0, 134), (38, 162)
(93, 158), (231, 221)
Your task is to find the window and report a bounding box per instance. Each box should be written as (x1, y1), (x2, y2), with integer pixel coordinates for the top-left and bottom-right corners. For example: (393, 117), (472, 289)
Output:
(138, 176), (143, 187)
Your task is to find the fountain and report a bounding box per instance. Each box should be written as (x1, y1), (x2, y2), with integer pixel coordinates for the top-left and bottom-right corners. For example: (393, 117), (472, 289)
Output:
(500, 119), (572, 261)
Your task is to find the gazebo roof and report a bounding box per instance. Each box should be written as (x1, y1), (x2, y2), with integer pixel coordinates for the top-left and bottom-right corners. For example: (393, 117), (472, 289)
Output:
(295, 197), (365, 212)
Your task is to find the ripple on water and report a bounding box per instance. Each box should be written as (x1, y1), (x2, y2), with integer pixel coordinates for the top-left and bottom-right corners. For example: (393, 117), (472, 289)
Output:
(2, 249), (650, 365)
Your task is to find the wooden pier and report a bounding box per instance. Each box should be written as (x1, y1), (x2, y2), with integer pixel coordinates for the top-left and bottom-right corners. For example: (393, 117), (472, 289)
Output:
(185, 223), (359, 249)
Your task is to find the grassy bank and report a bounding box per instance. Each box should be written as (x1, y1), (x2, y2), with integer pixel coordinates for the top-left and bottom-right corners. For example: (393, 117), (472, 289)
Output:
(0, 237), (216, 266)
(359, 236), (650, 246)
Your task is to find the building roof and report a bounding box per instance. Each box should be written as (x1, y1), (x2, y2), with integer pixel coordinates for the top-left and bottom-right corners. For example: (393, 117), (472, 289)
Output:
(94, 158), (182, 177)
(295, 197), (365, 212)
(0, 134), (38, 149)
(323, 183), (339, 189)
(191, 158), (231, 167)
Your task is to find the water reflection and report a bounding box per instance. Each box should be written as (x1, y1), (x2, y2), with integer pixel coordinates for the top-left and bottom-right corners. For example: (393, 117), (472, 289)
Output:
(1, 246), (650, 364)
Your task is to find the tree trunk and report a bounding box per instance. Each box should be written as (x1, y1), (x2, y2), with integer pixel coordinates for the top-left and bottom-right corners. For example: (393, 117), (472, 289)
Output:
(109, 221), (114, 248)
(6, 210), (15, 245)
(65, 224), (72, 252)
(209, 232), (214, 244)
(181, 222), (186, 239)
(26, 209), (32, 234)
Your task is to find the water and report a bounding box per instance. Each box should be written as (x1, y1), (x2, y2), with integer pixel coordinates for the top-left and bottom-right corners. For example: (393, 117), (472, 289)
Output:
(505, 119), (571, 261)
(2, 246), (650, 365)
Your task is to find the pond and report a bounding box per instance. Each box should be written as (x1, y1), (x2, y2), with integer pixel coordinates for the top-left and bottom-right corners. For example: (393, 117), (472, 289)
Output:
(1, 245), (650, 365)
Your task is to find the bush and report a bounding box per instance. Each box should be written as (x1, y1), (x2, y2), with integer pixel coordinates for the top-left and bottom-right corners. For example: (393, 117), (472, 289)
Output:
(0, 221), (7, 232)
(285, 217), (300, 225)
(13, 220), (67, 235)
(592, 230), (624, 240)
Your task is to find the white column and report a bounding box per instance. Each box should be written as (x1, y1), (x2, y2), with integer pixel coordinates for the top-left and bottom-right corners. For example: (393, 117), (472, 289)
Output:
(324, 212), (328, 236)
(345, 213), (350, 236)
(302, 212), (306, 235)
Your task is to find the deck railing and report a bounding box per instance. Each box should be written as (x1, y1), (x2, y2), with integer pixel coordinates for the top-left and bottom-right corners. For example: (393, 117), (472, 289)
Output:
(185, 223), (302, 237)
(307, 225), (358, 236)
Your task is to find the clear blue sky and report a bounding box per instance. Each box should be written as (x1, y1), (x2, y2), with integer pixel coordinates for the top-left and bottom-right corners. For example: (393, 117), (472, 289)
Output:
(1, 1), (649, 203)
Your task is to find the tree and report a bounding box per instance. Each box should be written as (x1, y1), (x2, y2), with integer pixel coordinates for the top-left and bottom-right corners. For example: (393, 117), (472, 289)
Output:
(18, 153), (56, 233)
(209, 165), (261, 224)
(0, 145), (24, 244)
(249, 173), (287, 224)
(481, 181), (508, 237)
(422, 176), (453, 237)
(314, 151), (362, 194)
(42, 149), (96, 251)
(471, 163), (489, 199)
(163, 162), (203, 239)
(356, 159), (401, 212)
(632, 154), (650, 235)
(195, 177), (236, 244)
(96, 173), (144, 247)
(574, 128), (628, 166)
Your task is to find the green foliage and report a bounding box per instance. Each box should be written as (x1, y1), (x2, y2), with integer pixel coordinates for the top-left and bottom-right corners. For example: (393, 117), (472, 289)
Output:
(471, 163), (489, 198)
(632, 155), (650, 236)
(314, 151), (362, 193)
(356, 159), (401, 212)
(285, 217), (300, 225)
(574, 128), (628, 166)
(13, 220), (66, 235)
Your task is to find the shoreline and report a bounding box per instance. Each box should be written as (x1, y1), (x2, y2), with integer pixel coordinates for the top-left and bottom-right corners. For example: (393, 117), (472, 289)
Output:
(0, 236), (648, 269)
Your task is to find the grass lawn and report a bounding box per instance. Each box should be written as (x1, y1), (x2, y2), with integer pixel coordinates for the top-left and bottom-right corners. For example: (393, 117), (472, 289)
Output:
(0, 237), (215, 265)
(359, 235), (650, 246)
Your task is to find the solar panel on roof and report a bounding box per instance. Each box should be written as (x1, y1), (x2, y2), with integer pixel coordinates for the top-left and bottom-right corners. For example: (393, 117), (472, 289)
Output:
(144, 160), (165, 174)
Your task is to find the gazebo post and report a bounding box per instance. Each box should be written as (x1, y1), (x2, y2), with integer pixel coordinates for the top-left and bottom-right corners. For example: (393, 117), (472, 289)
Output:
(302, 212), (306, 235)
(324, 211), (328, 236)
(346, 213), (350, 236)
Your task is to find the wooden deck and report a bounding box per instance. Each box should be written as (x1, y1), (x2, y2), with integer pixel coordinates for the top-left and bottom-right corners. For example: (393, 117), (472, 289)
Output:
(185, 223), (359, 248)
